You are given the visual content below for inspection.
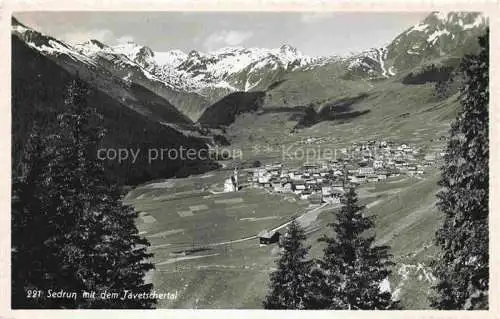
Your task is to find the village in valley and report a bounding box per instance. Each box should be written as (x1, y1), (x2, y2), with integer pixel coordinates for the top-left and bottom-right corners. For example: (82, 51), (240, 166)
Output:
(229, 139), (445, 206)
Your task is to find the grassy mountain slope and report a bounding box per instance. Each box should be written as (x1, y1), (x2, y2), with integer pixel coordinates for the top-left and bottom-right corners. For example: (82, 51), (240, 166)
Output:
(198, 92), (265, 127)
(263, 62), (374, 108)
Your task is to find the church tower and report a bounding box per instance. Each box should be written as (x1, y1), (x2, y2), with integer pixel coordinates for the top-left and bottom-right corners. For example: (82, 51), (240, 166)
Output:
(233, 167), (239, 190)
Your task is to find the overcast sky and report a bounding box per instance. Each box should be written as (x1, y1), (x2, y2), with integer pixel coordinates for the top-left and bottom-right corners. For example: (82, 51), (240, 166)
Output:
(14, 11), (429, 56)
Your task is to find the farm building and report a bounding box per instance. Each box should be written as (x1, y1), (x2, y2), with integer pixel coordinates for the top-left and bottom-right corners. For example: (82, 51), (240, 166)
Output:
(300, 191), (312, 200)
(258, 230), (280, 245)
(359, 167), (374, 175)
(272, 182), (283, 192)
(283, 182), (293, 192)
(377, 173), (388, 180)
(289, 171), (302, 180)
(321, 186), (333, 196)
(373, 160), (384, 169)
(324, 195), (341, 204)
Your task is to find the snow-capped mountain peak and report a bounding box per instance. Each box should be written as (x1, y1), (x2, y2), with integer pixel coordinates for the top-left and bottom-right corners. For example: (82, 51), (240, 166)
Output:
(73, 39), (110, 56)
(406, 11), (487, 38)
(12, 11), (489, 101)
(110, 41), (148, 60)
(377, 12), (488, 75)
(69, 38), (316, 94)
(109, 44), (317, 93)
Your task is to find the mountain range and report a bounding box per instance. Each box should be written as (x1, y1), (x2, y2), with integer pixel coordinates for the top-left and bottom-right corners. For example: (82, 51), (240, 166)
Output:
(12, 12), (487, 122)
(11, 12), (488, 184)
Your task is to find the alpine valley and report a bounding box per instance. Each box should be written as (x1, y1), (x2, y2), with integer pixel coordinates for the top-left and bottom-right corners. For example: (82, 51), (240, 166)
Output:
(11, 11), (488, 309)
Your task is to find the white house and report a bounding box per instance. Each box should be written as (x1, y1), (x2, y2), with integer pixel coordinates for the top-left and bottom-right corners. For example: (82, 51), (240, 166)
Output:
(300, 192), (312, 200)
(295, 184), (306, 191)
(283, 183), (293, 192)
(289, 172), (301, 180)
(258, 175), (271, 184)
(373, 160), (384, 169)
(321, 186), (333, 196)
(352, 175), (366, 184)
(324, 196), (341, 204)
(358, 167), (374, 175)
(333, 169), (343, 177)
(377, 174), (388, 181)
(272, 182), (283, 192)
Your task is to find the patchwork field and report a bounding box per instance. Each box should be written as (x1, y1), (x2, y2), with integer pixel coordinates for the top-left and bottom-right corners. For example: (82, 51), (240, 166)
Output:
(124, 163), (442, 309)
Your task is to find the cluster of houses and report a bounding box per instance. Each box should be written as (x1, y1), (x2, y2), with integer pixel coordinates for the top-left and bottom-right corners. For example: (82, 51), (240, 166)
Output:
(246, 140), (442, 205)
(248, 163), (345, 204)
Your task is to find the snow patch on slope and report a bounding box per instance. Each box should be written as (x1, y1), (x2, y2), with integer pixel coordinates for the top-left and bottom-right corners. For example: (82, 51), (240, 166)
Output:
(20, 34), (97, 67)
(463, 14), (486, 30)
(378, 48), (388, 78)
(409, 23), (429, 33)
(388, 66), (396, 76)
(427, 29), (451, 44)
(154, 50), (187, 67)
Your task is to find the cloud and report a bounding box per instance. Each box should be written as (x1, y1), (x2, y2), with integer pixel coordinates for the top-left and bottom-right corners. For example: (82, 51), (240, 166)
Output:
(203, 30), (253, 51)
(300, 13), (333, 24)
(61, 29), (135, 46)
(116, 35), (135, 44)
(62, 29), (114, 45)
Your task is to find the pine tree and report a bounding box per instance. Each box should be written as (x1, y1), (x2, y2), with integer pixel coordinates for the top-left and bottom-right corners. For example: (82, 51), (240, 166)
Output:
(12, 79), (156, 308)
(50, 79), (156, 308)
(431, 30), (489, 310)
(314, 187), (399, 310)
(12, 123), (58, 308)
(263, 220), (314, 309)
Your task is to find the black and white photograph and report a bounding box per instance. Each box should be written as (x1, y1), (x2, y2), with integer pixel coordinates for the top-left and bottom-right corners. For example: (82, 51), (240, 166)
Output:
(8, 8), (490, 311)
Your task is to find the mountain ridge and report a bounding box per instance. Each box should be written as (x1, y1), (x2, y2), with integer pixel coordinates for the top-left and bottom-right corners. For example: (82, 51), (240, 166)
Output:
(12, 12), (488, 123)
(12, 34), (219, 184)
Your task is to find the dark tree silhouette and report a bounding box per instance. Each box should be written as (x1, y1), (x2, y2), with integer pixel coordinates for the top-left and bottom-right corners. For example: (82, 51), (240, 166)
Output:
(312, 187), (400, 310)
(431, 30), (489, 310)
(264, 220), (314, 309)
(12, 79), (156, 308)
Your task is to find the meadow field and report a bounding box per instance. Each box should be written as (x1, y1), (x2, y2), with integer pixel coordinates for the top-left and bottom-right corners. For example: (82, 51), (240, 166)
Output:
(125, 164), (441, 308)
